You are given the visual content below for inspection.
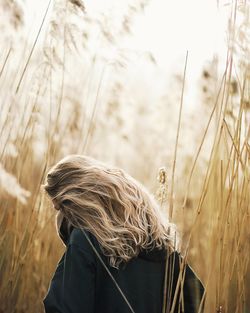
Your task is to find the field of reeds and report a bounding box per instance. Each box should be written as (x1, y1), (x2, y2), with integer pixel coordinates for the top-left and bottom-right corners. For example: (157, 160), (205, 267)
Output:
(0, 0), (249, 312)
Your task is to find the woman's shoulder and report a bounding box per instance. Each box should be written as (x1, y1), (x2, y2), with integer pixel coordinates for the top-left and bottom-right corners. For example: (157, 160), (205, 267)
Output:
(169, 251), (205, 299)
(68, 227), (99, 259)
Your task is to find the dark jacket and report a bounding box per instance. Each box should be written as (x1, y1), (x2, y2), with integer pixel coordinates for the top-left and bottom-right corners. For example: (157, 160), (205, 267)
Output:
(43, 227), (205, 313)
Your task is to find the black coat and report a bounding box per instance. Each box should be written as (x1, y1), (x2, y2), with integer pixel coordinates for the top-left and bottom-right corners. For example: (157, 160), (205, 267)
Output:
(43, 227), (205, 313)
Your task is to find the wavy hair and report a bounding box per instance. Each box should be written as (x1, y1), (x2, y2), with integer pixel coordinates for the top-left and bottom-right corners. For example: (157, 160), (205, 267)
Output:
(42, 154), (178, 269)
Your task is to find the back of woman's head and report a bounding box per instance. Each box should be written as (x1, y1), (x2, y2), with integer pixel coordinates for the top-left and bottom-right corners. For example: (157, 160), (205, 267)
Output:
(43, 154), (178, 268)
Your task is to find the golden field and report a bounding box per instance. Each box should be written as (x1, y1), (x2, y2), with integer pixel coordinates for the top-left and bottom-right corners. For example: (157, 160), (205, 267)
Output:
(0, 1), (249, 312)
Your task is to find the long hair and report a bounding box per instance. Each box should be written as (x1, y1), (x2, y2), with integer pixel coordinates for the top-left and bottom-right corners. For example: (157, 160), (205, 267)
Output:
(42, 154), (178, 269)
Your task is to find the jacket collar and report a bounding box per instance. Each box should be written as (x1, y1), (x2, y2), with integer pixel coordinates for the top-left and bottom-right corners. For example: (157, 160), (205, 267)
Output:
(138, 247), (170, 262)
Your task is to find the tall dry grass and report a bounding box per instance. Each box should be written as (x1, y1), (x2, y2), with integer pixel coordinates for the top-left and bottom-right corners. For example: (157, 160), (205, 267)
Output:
(0, 1), (249, 312)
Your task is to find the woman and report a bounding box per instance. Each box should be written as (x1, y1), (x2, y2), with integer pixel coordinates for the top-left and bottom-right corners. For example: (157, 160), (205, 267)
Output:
(42, 154), (205, 313)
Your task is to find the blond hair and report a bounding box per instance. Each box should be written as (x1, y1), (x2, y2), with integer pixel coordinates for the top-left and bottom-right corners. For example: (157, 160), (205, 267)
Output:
(43, 154), (178, 269)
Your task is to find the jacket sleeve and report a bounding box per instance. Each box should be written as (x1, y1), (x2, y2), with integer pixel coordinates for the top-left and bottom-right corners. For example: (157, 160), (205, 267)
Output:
(43, 242), (96, 313)
(182, 263), (205, 313)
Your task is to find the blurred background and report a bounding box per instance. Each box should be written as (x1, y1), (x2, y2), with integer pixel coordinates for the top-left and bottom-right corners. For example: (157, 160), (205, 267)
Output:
(0, 0), (249, 312)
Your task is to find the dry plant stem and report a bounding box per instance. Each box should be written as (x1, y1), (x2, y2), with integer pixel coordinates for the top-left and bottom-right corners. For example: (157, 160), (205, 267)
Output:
(182, 11), (245, 309)
(44, 62), (53, 166)
(214, 141), (248, 312)
(169, 51), (188, 221)
(169, 253), (187, 313)
(15, 0), (52, 94)
(216, 159), (223, 308)
(10, 163), (47, 277)
(183, 42), (233, 210)
(81, 64), (107, 154)
(51, 2), (68, 147)
(159, 171), (170, 313)
(0, 47), (12, 78)
(0, 0), (51, 159)
(75, 54), (98, 153)
(196, 51), (233, 216)
(180, 69), (226, 210)
(12, 95), (40, 170)
(223, 119), (249, 182)
(0, 103), (13, 160)
(181, 0), (238, 210)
